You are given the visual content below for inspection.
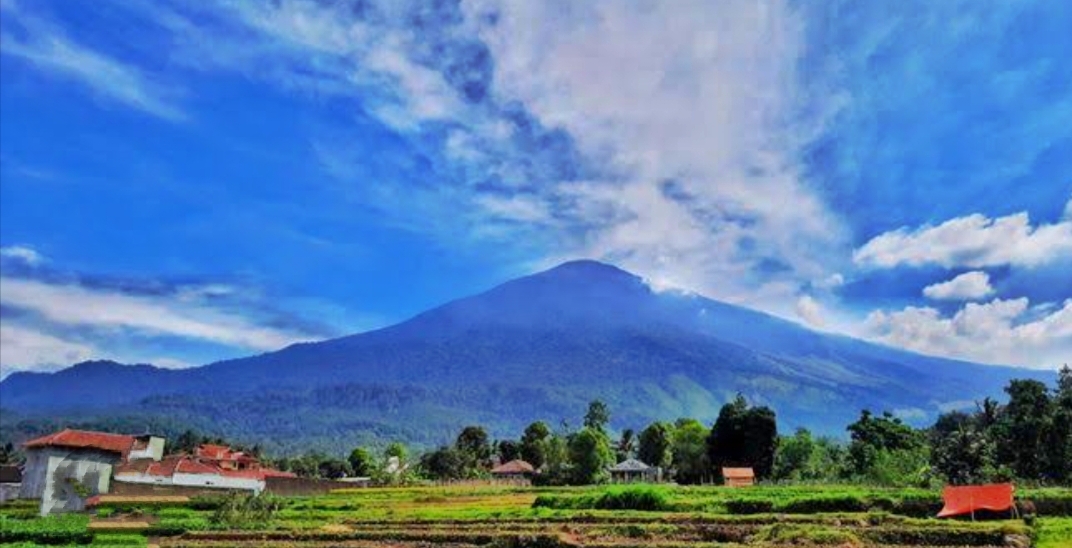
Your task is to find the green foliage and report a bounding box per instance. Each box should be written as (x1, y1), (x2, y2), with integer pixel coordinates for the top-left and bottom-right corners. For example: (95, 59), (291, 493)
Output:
(995, 379), (1053, 480)
(846, 410), (929, 486)
(707, 395), (778, 480)
(774, 428), (846, 482)
(455, 425), (492, 476)
(520, 421), (550, 469)
(209, 492), (283, 529)
(568, 427), (614, 485)
(347, 447), (374, 477)
(316, 457), (352, 479)
(420, 445), (466, 480)
(496, 439), (521, 462)
(636, 421), (672, 469)
(583, 400), (610, 434)
(670, 418), (709, 484)
(614, 428), (635, 462)
(0, 513), (92, 545)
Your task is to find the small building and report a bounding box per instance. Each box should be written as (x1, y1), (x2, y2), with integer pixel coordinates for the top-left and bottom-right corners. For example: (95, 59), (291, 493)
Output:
(609, 458), (660, 483)
(19, 429), (165, 514)
(0, 465), (22, 502)
(491, 459), (535, 480)
(721, 467), (755, 487)
(113, 444), (294, 495)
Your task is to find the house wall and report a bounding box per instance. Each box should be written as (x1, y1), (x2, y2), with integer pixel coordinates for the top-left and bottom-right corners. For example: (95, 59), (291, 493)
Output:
(172, 472), (263, 493)
(0, 483), (20, 502)
(264, 476), (354, 496)
(110, 481), (247, 497)
(22, 448), (120, 515)
(129, 437), (165, 461)
(19, 450), (50, 499)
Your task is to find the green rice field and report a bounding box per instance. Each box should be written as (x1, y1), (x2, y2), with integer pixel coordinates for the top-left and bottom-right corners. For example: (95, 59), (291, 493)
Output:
(2, 484), (1070, 547)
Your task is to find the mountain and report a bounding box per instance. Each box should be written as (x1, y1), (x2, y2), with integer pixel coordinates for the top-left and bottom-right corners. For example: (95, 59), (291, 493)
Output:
(0, 260), (1054, 454)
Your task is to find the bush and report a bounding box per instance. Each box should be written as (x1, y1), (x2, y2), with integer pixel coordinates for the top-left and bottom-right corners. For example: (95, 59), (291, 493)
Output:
(209, 492), (283, 530)
(593, 486), (671, 511)
(725, 499), (775, 514)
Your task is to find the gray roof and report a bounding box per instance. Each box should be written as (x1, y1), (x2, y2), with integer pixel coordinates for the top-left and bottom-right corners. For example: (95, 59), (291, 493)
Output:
(609, 458), (654, 472)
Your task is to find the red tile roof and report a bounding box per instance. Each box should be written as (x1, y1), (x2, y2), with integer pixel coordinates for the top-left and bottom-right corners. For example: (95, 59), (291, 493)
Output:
(722, 467), (755, 479)
(114, 453), (295, 481)
(23, 429), (135, 458)
(196, 444), (233, 460)
(491, 459), (535, 475)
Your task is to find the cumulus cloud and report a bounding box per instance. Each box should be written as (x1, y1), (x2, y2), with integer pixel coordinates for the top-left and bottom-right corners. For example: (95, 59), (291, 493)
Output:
(0, 245), (44, 265)
(922, 271), (994, 301)
(795, 295), (826, 328)
(0, 277), (317, 352)
(461, 0), (846, 310)
(864, 297), (1072, 369)
(0, 1), (184, 120)
(854, 200), (1072, 269)
(0, 323), (97, 377)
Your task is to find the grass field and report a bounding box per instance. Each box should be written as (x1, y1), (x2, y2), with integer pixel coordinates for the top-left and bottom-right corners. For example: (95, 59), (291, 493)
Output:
(2, 485), (1070, 547)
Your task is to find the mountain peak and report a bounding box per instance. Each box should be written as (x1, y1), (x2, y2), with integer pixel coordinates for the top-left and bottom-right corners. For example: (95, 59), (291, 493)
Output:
(538, 259), (642, 284)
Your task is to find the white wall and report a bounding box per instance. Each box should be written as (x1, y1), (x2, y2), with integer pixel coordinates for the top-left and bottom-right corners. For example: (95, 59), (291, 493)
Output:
(25, 448), (120, 515)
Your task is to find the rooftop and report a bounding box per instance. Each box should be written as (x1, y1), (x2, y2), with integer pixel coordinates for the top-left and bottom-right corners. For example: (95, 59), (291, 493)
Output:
(609, 458), (654, 472)
(491, 459), (535, 474)
(23, 429), (136, 458)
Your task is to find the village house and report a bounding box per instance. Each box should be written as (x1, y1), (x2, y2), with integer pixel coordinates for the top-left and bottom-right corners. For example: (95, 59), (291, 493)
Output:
(609, 458), (661, 483)
(722, 467), (755, 487)
(0, 464), (21, 502)
(113, 443), (295, 495)
(19, 429), (165, 514)
(490, 459), (535, 481)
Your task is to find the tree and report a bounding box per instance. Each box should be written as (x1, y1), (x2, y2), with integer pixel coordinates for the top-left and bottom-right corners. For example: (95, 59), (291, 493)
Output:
(520, 421), (551, 469)
(707, 395), (779, 480)
(845, 410), (928, 485)
(385, 442), (408, 462)
(773, 428), (816, 481)
(348, 447), (374, 477)
(584, 400), (611, 433)
(534, 432), (571, 486)
(173, 430), (200, 455)
(0, 442), (15, 465)
(1043, 365), (1072, 482)
(317, 458), (352, 479)
(420, 446), (465, 481)
(455, 426), (492, 475)
(615, 429), (636, 462)
(671, 418), (709, 484)
(568, 427), (614, 485)
(637, 422), (672, 469)
(497, 439), (521, 463)
(994, 380), (1052, 480)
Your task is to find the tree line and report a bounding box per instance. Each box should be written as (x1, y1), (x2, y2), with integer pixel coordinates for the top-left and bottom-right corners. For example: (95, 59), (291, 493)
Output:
(1, 367), (1067, 488)
(408, 366), (1072, 487)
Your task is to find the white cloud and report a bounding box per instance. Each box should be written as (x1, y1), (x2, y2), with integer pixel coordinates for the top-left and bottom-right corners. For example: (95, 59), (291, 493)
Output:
(795, 295), (826, 328)
(464, 0), (847, 308)
(0, 3), (184, 121)
(864, 297), (1072, 369)
(0, 323), (97, 378)
(0, 245), (44, 265)
(922, 271), (994, 301)
(0, 277), (315, 351)
(854, 201), (1072, 269)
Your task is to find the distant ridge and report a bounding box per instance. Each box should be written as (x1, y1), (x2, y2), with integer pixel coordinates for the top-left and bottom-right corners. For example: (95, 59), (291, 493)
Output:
(0, 260), (1053, 454)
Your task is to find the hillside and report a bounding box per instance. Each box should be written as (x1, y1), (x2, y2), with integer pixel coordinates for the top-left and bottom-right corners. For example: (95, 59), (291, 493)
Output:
(0, 260), (1053, 454)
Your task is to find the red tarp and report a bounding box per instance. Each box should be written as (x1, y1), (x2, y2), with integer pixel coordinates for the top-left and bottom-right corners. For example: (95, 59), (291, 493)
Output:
(936, 483), (1015, 518)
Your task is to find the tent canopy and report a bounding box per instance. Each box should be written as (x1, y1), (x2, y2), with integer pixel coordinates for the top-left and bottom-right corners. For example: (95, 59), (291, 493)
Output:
(936, 483), (1014, 518)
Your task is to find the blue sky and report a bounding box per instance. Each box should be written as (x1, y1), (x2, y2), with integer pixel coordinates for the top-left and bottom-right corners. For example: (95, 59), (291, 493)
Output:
(1, 0), (1070, 376)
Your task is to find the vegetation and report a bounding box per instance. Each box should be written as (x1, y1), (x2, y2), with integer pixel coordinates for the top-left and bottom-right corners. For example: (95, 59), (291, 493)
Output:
(4, 484), (1070, 547)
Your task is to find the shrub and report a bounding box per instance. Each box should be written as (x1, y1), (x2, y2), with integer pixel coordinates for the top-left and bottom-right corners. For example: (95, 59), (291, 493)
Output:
(593, 486), (671, 511)
(209, 492), (283, 530)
